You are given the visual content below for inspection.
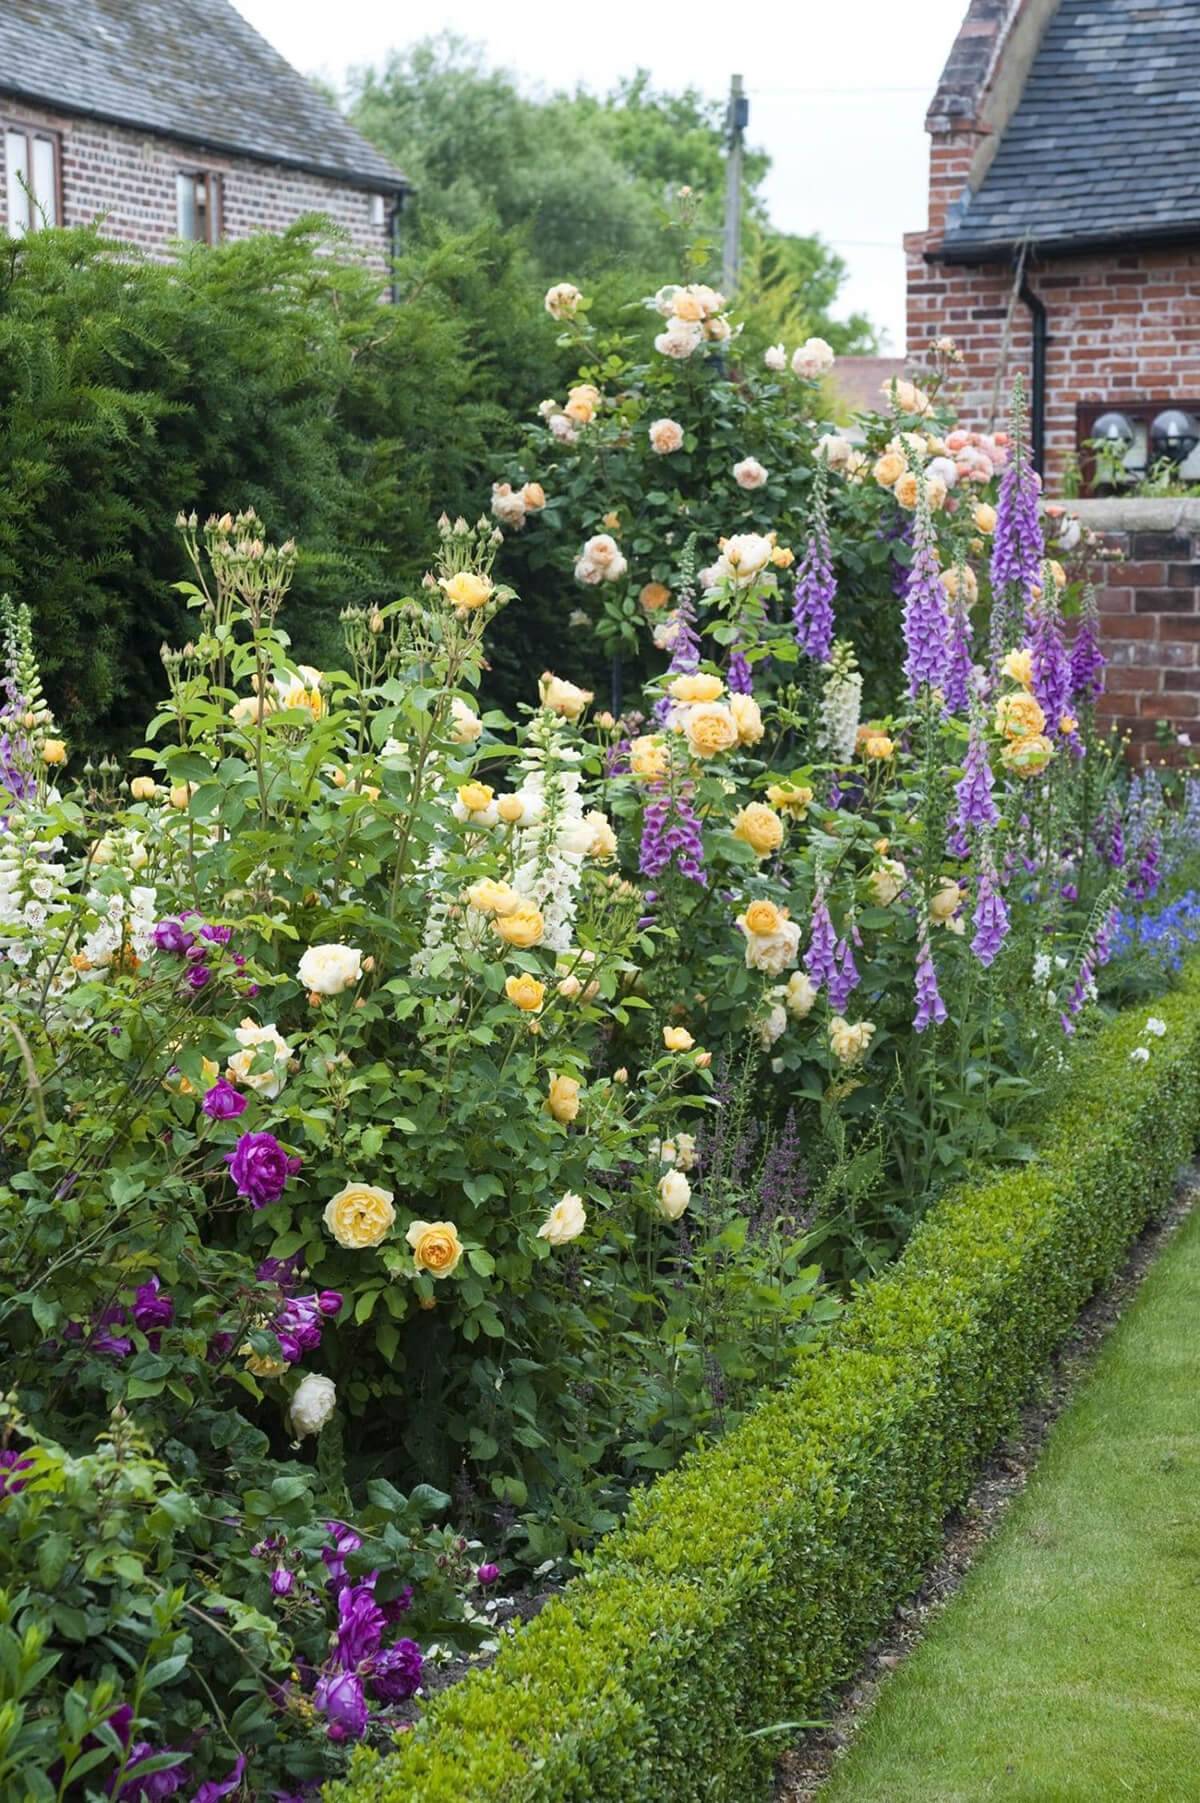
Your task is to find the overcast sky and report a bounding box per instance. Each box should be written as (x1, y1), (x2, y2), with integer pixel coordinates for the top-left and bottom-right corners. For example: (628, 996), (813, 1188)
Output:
(236, 0), (968, 351)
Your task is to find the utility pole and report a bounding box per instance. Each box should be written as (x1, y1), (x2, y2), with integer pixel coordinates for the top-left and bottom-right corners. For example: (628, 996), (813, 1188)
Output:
(722, 73), (748, 299)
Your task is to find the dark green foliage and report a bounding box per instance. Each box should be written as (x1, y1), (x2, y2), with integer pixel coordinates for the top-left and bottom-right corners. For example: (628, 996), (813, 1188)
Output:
(328, 967), (1200, 1802)
(0, 220), (551, 739)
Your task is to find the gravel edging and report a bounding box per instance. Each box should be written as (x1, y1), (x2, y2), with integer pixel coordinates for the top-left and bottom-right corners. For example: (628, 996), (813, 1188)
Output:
(773, 1169), (1200, 1802)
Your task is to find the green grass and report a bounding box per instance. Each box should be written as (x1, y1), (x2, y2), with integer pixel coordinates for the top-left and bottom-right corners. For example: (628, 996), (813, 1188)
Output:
(823, 1203), (1200, 1803)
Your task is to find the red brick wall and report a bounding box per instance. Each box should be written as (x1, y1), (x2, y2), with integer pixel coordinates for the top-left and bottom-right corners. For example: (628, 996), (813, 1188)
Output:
(907, 126), (1200, 489)
(1073, 500), (1200, 760)
(0, 100), (394, 269)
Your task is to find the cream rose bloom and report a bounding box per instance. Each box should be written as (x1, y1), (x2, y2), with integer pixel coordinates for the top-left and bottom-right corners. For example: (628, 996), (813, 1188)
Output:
(565, 383), (601, 425)
(439, 571), (494, 613)
(574, 534), (628, 586)
(869, 858), (907, 907)
(815, 433), (854, 470)
(739, 915), (800, 976)
(732, 802), (784, 858)
(406, 1219), (464, 1277)
(538, 1191), (587, 1246)
(656, 1169), (692, 1221)
(491, 482), (527, 530)
(466, 878), (520, 916)
(829, 1016), (876, 1066)
(785, 970), (818, 1019)
(324, 1181), (396, 1249)
(449, 697), (483, 744)
(288, 1372), (337, 1439)
(494, 903), (545, 949)
(733, 456), (768, 490)
(129, 775), (157, 801)
(995, 691), (1046, 740)
(767, 780), (813, 818)
(758, 1001), (787, 1049)
(684, 703), (739, 759)
(764, 343), (787, 371)
(298, 943), (363, 996)
(585, 810), (618, 860)
(792, 337), (835, 379)
(227, 1020), (292, 1099)
(1001, 647), (1034, 689)
(873, 451), (907, 488)
(940, 566), (979, 607)
(629, 734), (670, 781)
(649, 418), (685, 455)
(930, 879), (963, 925)
(669, 672), (724, 704)
(545, 1074), (582, 1124)
(539, 672), (594, 720)
(544, 281), (582, 320)
(655, 319), (704, 359)
(729, 693), (764, 746)
(662, 1025), (695, 1052)
(707, 532), (774, 588)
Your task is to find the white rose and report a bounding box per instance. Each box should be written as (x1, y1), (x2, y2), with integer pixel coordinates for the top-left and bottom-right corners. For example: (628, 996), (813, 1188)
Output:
(654, 320), (704, 360)
(758, 1001), (787, 1048)
(548, 413), (578, 444)
(815, 433), (853, 470)
(764, 343), (787, 371)
(449, 697), (483, 744)
(537, 1191), (587, 1246)
(288, 1372), (337, 1439)
(785, 971), (818, 1019)
(656, 1169), (692, 1221)
(741, 919), (801, 976)
(298, 943), (363, 996)
(733, 456), (768, 490)
(544, 281), (582, 320)
(227, 1020), (292, 1099)
(649, 418), (685, 455)
(791, 337), (835, 379)
(491, 482), (527, 531)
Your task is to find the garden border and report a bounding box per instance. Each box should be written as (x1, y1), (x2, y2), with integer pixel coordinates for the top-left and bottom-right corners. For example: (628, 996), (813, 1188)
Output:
(329, 970), (1200, 1803)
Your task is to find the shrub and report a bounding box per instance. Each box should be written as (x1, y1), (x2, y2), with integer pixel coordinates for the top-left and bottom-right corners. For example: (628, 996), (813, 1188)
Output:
(327, 963), (1200, 1802)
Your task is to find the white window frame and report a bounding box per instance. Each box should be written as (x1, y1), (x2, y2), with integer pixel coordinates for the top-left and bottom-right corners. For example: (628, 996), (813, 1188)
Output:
(4, 123), (61, 235)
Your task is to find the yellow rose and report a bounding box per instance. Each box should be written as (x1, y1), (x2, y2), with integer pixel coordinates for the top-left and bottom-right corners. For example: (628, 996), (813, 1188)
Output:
(863, 734), (895, 761)
(467, 878), (520, 916)
(684, 703), (739, 760)
(940, 566), (978, 607)
(439, 571), (494, 612)
(869, 858), (907, 906)
(496, 794), (525, 824)
(585, 810), (617, 860)
(639, 582), (672, 613)
(829, 1016), (876, 1066)
(1000, 648), (1034, 689)
(324, 1181), (396, 1250)
(893, 472), (920, 510)
(742, 899), (786, 936)
(732, 802), (784, 857)
(629, 735), (670, 781)
(662, 1025), (695, 1052)
(521, 482), (546, 511)
(1060, 713), (1078, 736)
(995, 691), (1046, 740)
(169, 783), (196, 811)
(539, 672), (594, 720)
(129, 775), (157, 801)
(771, 545), (795, 569)
(767, 781), (813, 819)
(545, 1074), (581, 1124)
(656, 1169), (692, 1220)
(538, 1190), (587, 1246)
(671, 290), (705, 322)
(930, 878), (962, 924)
(241, 1342), (289, 1378)
(457, 781), (495, 815)
(974, 503), (997, 534)
(494, 904), (545, 949)
(406, 1219), (464, 1277)
(41, 738), (67, 765)
(729, 693), (764, 746)
(564, 383), (600, 424)
(1001, 732), (1054, 777)
(505, 973), (545, 1012)
(1047, 559), (1067, 590)
(669, 672), (724, 704)
(873, 451), (906, 488)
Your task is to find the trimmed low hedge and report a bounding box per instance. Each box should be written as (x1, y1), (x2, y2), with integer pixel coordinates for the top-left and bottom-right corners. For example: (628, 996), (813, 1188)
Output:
(329, 972), (1200, 1803)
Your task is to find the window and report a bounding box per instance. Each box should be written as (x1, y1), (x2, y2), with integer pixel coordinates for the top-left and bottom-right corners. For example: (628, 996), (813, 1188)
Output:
(176, 170), (221, 244)
(4, 125), (59, 234)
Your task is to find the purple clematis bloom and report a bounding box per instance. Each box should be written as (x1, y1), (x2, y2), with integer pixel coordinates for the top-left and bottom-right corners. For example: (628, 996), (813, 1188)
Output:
(226, 1132), (301, 1209)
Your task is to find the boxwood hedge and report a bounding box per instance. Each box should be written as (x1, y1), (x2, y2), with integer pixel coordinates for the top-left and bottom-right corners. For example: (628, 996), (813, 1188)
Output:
(329, 970), (1200, 1803)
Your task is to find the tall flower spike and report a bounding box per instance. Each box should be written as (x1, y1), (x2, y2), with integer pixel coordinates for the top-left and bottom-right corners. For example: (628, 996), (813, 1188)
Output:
(912, 921), (947, 1031)
(971, 843), (1010, 967)
(1069, 583), (1106, 708)
(1029, 568), (1071, 733)
(792, 466), (836, 663)
(638, 786), (706, 885)
(828, 936), (860, 1014)
(726, 643), (753, 694)
(805, 885), (839, 992)
(989, 377), (1043, 660)
(817, 640), (862, 764)
(901, 475), (950, 698)
(943, 574), (974, 715)
(950, 708), (998, 856)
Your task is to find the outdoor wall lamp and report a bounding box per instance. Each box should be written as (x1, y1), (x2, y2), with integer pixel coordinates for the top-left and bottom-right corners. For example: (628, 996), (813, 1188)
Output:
(1149, 408), (1199, 466)
(1092, 410), (1135, 450)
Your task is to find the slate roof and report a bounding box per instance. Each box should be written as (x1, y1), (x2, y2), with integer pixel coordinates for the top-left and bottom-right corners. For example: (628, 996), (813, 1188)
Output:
(0, 0), (407, 194)
(942, 0), (1200, 258)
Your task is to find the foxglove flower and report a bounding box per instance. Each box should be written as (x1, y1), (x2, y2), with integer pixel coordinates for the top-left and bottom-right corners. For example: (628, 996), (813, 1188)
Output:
(827, 937), (860, 1015)
(1069, 586), (1106, 707)
(912, 926), (947, 1031)
(792, 522), (836, 662)
(901, 486), (949, 697)
(638, 787), (706, 884)
(971, 848), (1010, 967)
(1029, 581), (1071, 733)
(805, 888), (839, 992)
(951, 714), (998, 855)
(989, 379), (1043, 655)
(726, 643), (753, 694)
(943, 588), (973, 715)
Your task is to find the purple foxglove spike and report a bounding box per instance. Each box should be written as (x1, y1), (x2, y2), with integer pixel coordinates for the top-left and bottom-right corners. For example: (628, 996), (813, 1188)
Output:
(901, 491), (949, 697)
(726, 644), (753, 694)
(912, 928), (947, 1031)
(943, 590), (973, 714)
(971, 853), (1010, 967)
(805, 889), (839, 991)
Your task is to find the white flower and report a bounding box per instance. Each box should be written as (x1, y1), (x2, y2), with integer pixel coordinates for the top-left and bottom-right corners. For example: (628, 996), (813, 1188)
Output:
(815, 433), (853, 470)
(1058, 515), (1082, 551)
(926, 455), (958, 490)
(491, 482), (527, 531)
(785, 971), (818, 1019)
(764, 343), (787, 371)
(758, 1001), (787, 1048)
(298, 943), (363, 996)
(574, 534), (628, 586)
(449, 697), (483, 744)
(288, 1373), (337, 1439)
(548, 413), (578, 445)
(1144, 1017), (1167, 1038)
(649, 418), (685, 455)
(733, 456), (768, 490)
(652, 284), (681, 317)
(740, 917), (801, 977)
(656, 1169), (692, 1221)
(791, 337), (835, 379)
(1129, 1045), (1151, 1065)
(537, 1191), (587, 1246)
(705, 532), (775, 590)
(227, 1020), (292, 1099)
(544, 281), (582, 320)
(654, 319), (704, 360)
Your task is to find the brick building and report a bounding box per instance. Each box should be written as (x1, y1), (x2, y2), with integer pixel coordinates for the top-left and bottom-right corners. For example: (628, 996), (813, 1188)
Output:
(0, 0), (408, 269)
(907, 0), (1200, 489)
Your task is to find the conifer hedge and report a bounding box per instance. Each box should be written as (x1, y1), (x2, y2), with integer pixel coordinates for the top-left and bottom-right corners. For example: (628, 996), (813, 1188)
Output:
(329, 969), (1200, 1802)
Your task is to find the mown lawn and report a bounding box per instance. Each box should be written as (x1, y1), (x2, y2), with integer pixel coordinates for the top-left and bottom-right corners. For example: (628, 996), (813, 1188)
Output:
(821, 1202), (1200, 1803)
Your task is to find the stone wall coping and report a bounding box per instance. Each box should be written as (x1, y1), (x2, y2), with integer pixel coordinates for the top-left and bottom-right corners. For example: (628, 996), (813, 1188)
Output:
(1066, 497), (1200, 534)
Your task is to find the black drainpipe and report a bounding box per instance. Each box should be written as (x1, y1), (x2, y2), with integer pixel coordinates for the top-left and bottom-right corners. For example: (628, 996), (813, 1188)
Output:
(1018, 271), (1047, 478)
